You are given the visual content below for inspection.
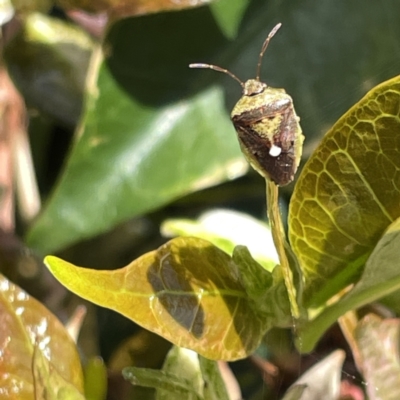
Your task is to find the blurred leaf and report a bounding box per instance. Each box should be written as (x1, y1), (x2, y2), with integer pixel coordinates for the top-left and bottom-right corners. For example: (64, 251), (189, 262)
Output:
(0, 0), (13, 25)
(0, 274), (84, 399)
(11, 0), (51, 14)
(281, 385), (307, 400)
(108, 330), (170, 372)
(162, 209), (278, 271)
(298, 217), (400, 352)
(198, 357), (230, 400)
(5, 13), (93, 127)
(56, 0), (214, 17)
(210, 0), (250, 39)
(84, 357), (107, 400)
(355, 314), (400, 400)
(289, 75), (400, 308)
(286, 350), (345, 400)
(157, 347), (203, 400)
(45, 237), (269, 361)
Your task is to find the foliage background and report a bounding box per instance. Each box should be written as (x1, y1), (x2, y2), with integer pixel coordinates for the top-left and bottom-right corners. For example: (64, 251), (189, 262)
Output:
(2, 0), (400, 398)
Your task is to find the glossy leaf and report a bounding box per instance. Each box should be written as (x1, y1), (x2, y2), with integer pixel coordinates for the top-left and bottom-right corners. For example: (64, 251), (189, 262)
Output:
(45, 237), (267, 361)
(27, 82), (246, 254)
(355, 314), (400, 400)
(0, 274), (84, 399)
(26, 7), (250, 255)
(289, 75), (400, 307)
(298, 216), (400, 352)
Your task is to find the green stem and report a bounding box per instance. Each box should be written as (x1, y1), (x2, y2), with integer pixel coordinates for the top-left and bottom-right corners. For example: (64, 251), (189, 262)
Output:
(266, 180), (299, 318)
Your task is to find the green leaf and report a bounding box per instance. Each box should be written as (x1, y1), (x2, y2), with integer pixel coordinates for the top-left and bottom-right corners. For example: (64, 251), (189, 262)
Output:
(123, 347), (232, 400)
(45, 237), (267, 361)
(199, 357), (230, 400)
(210, 0), (250, 39)
(232, 245), (273, 300)
(289, 75), (400, 308)
(0, 274), (84, 399)
(26, 80), (245, 254)
(298, 216), (400, 352)
(355, 314), (400, 399)
(123, 367), (202, 400)
(157, 347), (203, 400)
(26, 8), (249, 255)
(231, 245), (294, 328)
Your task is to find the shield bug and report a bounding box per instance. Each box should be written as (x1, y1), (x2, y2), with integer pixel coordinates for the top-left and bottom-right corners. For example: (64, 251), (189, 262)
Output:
(190, 23), (304, 186)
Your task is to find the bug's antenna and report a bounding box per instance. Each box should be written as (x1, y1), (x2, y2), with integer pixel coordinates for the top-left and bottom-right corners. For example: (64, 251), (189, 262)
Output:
(256, 22), (282, 81)
(189, 63), (244, 88)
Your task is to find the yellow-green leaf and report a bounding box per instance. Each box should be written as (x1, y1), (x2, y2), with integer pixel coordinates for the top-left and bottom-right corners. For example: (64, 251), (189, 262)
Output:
(289, 75), (400, 307)
(45, 237), (266, 361)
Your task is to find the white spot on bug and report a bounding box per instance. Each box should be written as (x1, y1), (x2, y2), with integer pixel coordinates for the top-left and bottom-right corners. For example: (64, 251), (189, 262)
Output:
(269, 145), (281, 157)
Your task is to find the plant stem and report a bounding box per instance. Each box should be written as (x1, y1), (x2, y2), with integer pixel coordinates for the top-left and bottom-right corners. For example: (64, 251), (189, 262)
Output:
(266, 180), (299, 318)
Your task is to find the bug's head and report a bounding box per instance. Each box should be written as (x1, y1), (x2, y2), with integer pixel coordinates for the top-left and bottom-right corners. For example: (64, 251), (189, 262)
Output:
(189, 23), (282, 96)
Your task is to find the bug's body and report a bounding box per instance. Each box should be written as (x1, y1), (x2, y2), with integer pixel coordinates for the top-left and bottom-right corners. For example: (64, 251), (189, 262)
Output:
(231, 80), (303, 185)
(190, 23), (304, 186)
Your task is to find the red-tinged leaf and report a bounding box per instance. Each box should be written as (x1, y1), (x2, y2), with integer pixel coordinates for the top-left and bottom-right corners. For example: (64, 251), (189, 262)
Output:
(45, 237), (267, 361)
(0, 274), (84, 399)
(355, 314), (400, 400)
